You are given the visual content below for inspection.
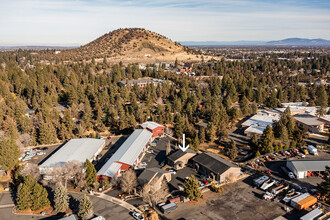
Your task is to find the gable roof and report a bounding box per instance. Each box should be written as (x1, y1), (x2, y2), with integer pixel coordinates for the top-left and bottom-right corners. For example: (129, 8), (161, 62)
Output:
(40, 138), (105, 168)
(97, 129), (152, 178)
(192, 152), (239, 175)
(137, 167), (169, 186)
(167, 149), (196, 162)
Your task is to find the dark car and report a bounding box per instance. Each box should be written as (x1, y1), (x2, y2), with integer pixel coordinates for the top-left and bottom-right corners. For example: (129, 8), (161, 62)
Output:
(41, 147), (49, 150)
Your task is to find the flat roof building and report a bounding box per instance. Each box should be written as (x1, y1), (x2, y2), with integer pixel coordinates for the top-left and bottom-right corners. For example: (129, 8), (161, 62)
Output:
(242, 114), (280, 137)
(287, 160), (330, 179)
(294, 114), (325, 133)
(97, 129), (153, 179)
(39, 138), (105, 169)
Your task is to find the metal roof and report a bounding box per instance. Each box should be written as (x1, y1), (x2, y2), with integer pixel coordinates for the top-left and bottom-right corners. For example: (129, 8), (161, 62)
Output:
(60, 215), (77, 220)
(192, 152), (239, 175)
(287, 160), (330, 172)
(140, 121), (164, 130)
(242, 114), (280, 127)
(294, 114), (325, 126)
(40, 138), (105, 168)
(97, 129), (152, 177)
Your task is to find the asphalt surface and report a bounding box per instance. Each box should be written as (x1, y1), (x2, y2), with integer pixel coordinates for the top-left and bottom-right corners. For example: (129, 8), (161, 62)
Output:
(0, 192), (133, 220)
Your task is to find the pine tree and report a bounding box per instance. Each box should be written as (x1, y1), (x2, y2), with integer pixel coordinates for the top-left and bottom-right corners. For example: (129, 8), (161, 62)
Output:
(191, 134), (199, 152)
(31, 183), (50, 211)
(84, 159), (96, 187)
(198, 127), (206, 143)
(255, 150), (261, 158)
(184, 175), (202, 200)
(225, 139), (238, 160)
(249, 134), (259, 152)
(78, 194), (94, 220)
(280, 126), (289, 142)
(17, 183), (32, 211)
(261, 125), (274, 154)
(317, 166), (330, 203)
(16, 175), (35, 211)
(0, 138), (19, 174)
(54, 183), (69, 213)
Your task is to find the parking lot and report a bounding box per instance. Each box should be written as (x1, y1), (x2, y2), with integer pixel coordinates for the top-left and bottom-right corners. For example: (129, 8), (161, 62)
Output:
(166, 176), (287, 220)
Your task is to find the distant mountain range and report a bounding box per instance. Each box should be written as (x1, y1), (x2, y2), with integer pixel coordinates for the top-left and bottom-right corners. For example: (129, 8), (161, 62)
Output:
(180, 38), (330, 46)
(1, 37), (330, 52)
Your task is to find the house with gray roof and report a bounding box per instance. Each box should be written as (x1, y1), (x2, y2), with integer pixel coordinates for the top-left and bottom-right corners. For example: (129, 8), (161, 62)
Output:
(191, 152), (241, 182)
(137, 167), (171, 190)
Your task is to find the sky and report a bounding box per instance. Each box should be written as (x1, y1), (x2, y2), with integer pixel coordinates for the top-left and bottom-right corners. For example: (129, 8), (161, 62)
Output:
(0, 0), (330, 46)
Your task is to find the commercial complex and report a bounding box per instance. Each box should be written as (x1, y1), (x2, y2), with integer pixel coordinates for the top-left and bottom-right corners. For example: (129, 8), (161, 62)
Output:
(39, 138), (105, 169)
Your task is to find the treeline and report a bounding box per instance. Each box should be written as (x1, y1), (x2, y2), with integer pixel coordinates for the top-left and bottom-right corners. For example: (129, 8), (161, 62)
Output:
(0, 51), (329, 153)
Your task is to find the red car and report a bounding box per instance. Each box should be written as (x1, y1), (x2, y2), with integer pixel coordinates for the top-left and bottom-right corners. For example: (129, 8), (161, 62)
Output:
(201, 179), (209, 184)
(107, 137), (112, 140)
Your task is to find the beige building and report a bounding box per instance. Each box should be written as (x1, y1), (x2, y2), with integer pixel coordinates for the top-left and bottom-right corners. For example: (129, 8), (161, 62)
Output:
(137, 168), (171, 190)
(192, 152), (241, 182)
(167, 149), (196, 170)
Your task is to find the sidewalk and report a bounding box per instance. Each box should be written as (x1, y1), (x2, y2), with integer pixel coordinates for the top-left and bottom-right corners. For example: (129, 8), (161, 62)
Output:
(94, 193), (140, 213)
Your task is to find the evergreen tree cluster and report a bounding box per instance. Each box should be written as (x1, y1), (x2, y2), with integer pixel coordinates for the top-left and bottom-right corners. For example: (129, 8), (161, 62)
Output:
(17, 175), (50, 211)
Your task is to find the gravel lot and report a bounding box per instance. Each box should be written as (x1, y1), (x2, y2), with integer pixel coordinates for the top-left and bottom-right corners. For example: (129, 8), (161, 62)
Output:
(166, 176), (287, 220)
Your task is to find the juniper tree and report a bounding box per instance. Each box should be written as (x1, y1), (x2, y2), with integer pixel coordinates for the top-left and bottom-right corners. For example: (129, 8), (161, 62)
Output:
(184, 175), (202, 200)
(78, 194), (94, 220)
(0, 138), (19, 175)
(84, 159), (96, 187)
(31, 183), (50, 211)
(54, 183), (69, 213)
(16, 175), (35, 211)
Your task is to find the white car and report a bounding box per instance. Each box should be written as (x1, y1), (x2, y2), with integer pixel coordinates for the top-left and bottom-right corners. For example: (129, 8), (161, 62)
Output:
(147, 149), (154, 153)
(37, 152), (46, 156)
(141, 162), (147, 167)
(132, 212), (144, 220)
(168, 169), (176, 175)
(288, 172), (295, 179)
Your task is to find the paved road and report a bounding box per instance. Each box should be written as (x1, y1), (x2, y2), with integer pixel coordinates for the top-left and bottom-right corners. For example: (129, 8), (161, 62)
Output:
(0, 192), (134, 220)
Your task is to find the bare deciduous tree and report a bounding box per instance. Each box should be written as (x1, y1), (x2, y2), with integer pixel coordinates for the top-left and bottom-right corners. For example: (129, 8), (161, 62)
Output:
(165, 126), (173, 136)
(18, 134), (32, 148)
(20, 163), (40, 181)
(120, 169), (137, 195)
(141, 177), (169, 207)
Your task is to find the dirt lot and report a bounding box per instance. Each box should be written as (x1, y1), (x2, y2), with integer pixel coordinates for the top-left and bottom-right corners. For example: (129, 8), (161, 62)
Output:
(166, 177), (286, 220)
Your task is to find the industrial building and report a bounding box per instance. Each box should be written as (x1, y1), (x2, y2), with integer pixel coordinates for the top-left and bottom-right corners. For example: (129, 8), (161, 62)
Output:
(97, 129), (153, 179)
(192, 152), (241, 182)
(286, 160), (330, 179)
(39, 138), (105, 169)
(241, 114), (280, 137)
(294, 114), (325, 133)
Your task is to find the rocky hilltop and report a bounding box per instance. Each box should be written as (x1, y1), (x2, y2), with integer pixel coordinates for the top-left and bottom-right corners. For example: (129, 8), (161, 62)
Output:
(55, 28), (202, 63)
